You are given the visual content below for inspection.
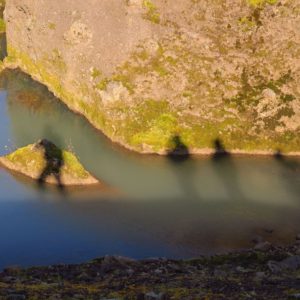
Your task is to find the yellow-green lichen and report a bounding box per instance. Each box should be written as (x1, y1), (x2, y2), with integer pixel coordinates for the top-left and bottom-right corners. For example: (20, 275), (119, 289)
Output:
(90, 67), (102, 79)
(5, 43), (299, 155)
(239, 17), (256, 31)
(43, 49), (67, 74)
(5, 143), (90, 180)
(0, 18), (5, 33)
(48, 22), (56, 30)
(247, 0), (277, 7)
(131, 112), (178, 151)
(143, 0), (160, 24)
(5, 45), (108, 139)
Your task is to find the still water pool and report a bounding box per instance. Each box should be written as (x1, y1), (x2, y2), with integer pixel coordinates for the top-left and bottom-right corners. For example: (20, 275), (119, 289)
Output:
(0, 70), (299, 269)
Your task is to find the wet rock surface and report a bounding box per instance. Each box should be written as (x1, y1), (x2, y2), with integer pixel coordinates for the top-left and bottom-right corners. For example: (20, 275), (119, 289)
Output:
(0, 243), (300, 299)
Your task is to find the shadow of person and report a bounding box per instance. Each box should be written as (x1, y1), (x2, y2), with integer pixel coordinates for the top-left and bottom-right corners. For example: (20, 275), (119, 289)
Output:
(36, 139), (65, 193)
(0, 33), (7, 61)
(274, 149), (300, 196)
(274, 150), (300, 171)
(167, 135), (198, 200)
(212, 138), (229, 160)
(167, 135), (190, 163)
(211, 138), (244, 201)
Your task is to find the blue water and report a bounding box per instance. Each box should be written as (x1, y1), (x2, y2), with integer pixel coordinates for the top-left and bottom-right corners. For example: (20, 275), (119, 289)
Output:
(0, 70), (299, 269)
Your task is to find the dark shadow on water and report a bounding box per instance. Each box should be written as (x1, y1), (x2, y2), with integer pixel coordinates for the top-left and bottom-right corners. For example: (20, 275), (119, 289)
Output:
(274, 150), (300, 196)
(212, 138), (245, 201)
(37, 139), (65, 194)
(167, 135), (198, 200)
(274, 150), (300, 172)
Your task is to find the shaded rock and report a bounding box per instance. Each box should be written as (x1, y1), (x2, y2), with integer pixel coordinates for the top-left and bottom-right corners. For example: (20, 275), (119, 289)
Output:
(254, 272), (266, 280)
(280, 256), (300, 270)
(101, 256), (138, 273)
(268, 256), (300, 273)
(7, 295), (26, 300)
(236, 266), (251, 273)
(167, 263), (182, 273)
(1, 276), (15, 283)
(3, 266), (22, 276)
(254, 241), (271, 251)
(267, 261), (283, 273)
(252, 236), (264, 244)
(145, 292), (166, 300)
(77, 272), (91, 282)
(1, 242), (300, 299)
(213, 269), (227, 277)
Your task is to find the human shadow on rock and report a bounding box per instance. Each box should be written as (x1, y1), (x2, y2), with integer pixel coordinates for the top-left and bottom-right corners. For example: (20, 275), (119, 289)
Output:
(0, 33), (7, 61)
(167, 135), (198, 200)
(212, 139), (229, 160)
(37, 139), (65, 193)
(167, 135), (190, 163)
(212, 138), (244, 201)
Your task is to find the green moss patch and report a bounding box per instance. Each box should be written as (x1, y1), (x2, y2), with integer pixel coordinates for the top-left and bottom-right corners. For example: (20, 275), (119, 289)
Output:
(143, 0), (160, 24)
(0, 18), (5, 33)
(5, 37), (299, 155)
(247, 0), (277, 7)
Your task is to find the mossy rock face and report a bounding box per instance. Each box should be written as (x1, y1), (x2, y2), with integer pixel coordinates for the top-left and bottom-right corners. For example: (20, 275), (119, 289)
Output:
(0, 139), (98, 186)
(4, 0), (300, 155)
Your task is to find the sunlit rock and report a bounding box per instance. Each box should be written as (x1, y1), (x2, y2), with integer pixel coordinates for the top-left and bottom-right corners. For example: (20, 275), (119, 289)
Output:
(0, 139), (98, 186)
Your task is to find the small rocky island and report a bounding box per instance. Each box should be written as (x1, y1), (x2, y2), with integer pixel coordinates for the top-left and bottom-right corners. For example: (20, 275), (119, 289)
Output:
(0, 139), (98, 186)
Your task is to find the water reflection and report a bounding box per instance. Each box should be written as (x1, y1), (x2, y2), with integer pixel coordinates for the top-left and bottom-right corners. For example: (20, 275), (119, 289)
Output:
(1, 69), (299, 202)
(274, 150), (300, 197)
(0, 69), (299, 269)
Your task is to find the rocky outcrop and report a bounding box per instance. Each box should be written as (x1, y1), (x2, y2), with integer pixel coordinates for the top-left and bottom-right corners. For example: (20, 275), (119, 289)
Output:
(0, 139), (98, 186)
(4, 0), (300, 154)
(1, 241), (300, 299)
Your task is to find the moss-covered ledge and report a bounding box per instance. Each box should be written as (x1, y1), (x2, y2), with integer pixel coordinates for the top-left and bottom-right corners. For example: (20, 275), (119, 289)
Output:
(0, 139), (98, 186)
(3, 0), (300, 156)
(3, 44), (300, 157)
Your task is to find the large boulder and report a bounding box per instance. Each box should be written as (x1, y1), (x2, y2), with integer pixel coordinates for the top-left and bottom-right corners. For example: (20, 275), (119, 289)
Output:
(4, 0), (300, 154)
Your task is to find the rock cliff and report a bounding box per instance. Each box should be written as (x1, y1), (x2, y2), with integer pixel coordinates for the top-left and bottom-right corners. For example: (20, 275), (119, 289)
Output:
(4, 0), (300, 154)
